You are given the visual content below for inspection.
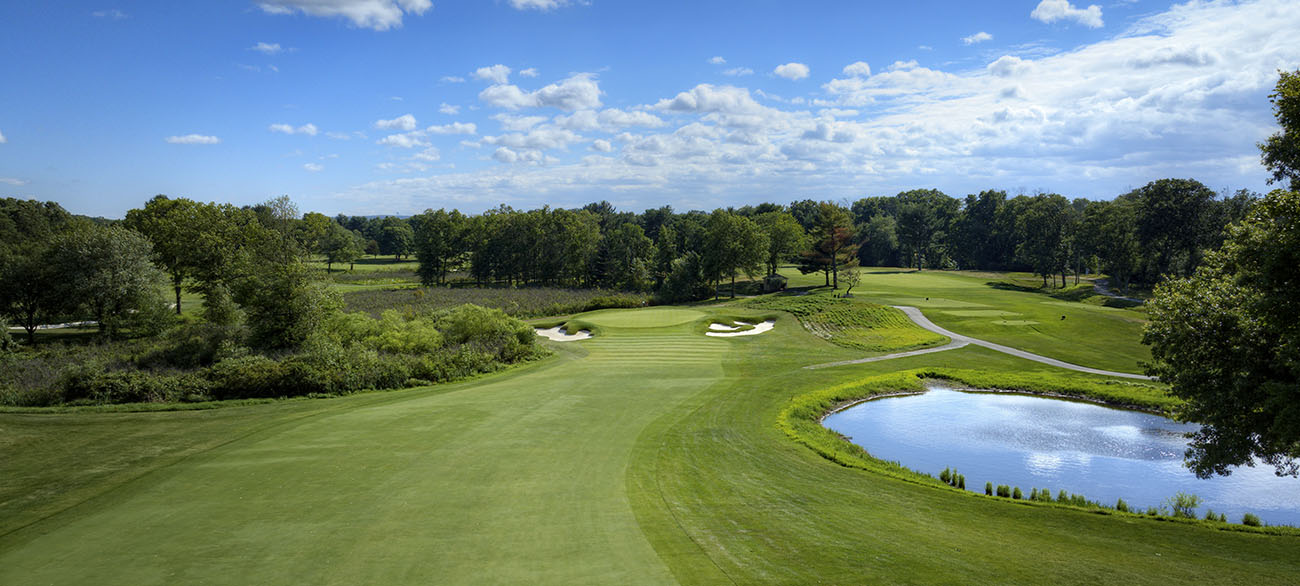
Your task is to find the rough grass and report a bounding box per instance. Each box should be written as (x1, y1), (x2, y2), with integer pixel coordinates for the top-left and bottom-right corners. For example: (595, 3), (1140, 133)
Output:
(343, 286), (649, 319)
(740, 291), (947, 351)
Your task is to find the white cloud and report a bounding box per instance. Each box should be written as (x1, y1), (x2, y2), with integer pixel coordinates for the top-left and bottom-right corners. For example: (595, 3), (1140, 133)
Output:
(473, 64), (512, 84)
(590, 139), (613, 152)
(412, 147), (441, 162)
(92, 9), (127, 19)
(303, 163), (324, 172)
(0, 177), (27, 186)
(269, 123), (319, 135)
(427, 122), (478, 134)
(482, 128), (582, 151)
(773, 62), (810, 80)
(963, 31), (993, 45)
(257, 0), (431, 31)
(250, 42), (282, 55)
(375, 114), (418, 131)
(520, 68), (539, 78)
(509, 0), (571, 10)
(377, 133), (429, 148)
(493, 114), (549, 131)
(709, 56), (726, 65)
(479, 73), (602, 111)
(441, 76), (466, 83)
(1031, 0), (1103, 28)
(842, 61), (871, 77)
(598, 108), (666, 128)
(723, 67), (754, 76)
(440, 103), (461, 115)
(165, 134), (220, 145)
(326, 131), (352, 140)
(493, 147), (519, 163)
(0, 129), (6, 143)
(987, 55), (1031, 78)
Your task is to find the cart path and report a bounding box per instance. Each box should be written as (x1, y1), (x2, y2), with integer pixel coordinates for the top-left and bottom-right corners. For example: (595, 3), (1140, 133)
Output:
(807, 306), (1154, 380)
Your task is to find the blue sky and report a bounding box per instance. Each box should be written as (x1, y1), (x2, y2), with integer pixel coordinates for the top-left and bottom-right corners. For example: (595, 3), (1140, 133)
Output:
(1, 0), (1297, 218)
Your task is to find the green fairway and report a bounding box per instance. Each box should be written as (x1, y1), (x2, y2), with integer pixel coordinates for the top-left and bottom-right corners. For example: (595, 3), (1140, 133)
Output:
(783, 267), (1151, 374)
(3, 273), (1297, 584)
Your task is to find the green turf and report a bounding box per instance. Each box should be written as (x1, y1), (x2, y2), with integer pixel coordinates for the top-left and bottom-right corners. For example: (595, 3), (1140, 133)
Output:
(783, 267), (1152, 374)
(3, 272), (1296, 584)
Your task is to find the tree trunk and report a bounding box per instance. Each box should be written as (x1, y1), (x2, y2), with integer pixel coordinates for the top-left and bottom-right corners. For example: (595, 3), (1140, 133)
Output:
(730, 274), (736, 298)
(174, 285), (183, 315)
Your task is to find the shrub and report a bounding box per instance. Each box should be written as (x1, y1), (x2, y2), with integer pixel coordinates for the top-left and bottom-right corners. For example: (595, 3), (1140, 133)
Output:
(1058, 489), (1070, 503)
(957, 474), (965, 490)
(996, 485), (1011, 498)
(1037, 488), (1052, 503)
(939, 468), (951, 484)
(985, 481), (993, 496)
(1116, 498), (1129, 513)
(1242, 513), (1262, 527)
(1146, 507), (1160, 516)
(1013, 487), (1023, 500)
(434, 304), (537, 362)
(1165, 492), (1202, 519)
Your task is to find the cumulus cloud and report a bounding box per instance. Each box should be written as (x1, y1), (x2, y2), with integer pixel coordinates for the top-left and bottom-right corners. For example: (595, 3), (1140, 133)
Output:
(709, 56), (726, 65)
(412, 147), (441, 162)
(479, 73), (602, 111)
(963, 31), (993, 45)
(520, 68), (539, 78)
(493, 147), (519, 163)
(270, 123), (319, 135)
(0, 129), (6, 143)
(426, 122), (478, 135)
(257, 0), (431, 31)
(440, 103), (461, 115)
(441, 76), (466, 83)
(376, 133), (429, 148)
(590, 139), (613, 152)
(303, 163), (324, 172)
(842, 61), (871, 77)
(165, 134), (220, 145)
(723, 67), (754, 76)
(473, 64), (511, 84)
(987, 55), (1030, 78)
(773, 62), (810, 80)
(1031, 0), (1103, 28)
(374, 114), (418, 131)
(250, 42), (282, 55)
(509, 0), (572, 10)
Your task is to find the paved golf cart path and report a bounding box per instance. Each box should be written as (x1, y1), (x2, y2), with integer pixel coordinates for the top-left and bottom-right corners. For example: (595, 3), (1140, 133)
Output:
(0, 308), (723, 585)
(808, 305), (1154, 380)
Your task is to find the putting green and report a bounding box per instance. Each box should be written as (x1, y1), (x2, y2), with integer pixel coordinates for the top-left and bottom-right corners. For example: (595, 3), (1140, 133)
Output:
(579, 307), (704, 328)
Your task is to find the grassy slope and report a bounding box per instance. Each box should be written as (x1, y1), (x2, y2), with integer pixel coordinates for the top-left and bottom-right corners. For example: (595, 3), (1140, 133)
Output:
(785, 267), (1151, 374)
(0, 307), (760, 584)
(3, 276), (1297, 584)
(740, 293), (947, 352)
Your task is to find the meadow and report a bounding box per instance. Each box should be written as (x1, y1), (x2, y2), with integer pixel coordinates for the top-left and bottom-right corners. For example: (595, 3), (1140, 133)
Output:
(2, 268), (1296, 584)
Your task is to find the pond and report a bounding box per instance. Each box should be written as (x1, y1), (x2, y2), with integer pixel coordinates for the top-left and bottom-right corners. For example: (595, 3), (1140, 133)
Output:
(822, 386), (1300, 526)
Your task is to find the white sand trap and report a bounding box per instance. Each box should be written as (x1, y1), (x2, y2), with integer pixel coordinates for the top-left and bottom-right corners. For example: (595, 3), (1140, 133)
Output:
(708, 322), (744, 331)
(535, 326), (593, 342)
(706, 319), (775, 337)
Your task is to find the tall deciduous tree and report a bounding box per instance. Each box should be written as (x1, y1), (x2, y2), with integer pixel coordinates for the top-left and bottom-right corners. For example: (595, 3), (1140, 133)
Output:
(124, 195), (201, 314)
(411, 208), (468, 286)
(1144, 188), (1300, 478)
(704, 211), (767, 298)
(754, 211), (806, 276)
(1015, 194), (1070, 287)
(50, 224), (170, 337)
(1260, 69), (1300, 191)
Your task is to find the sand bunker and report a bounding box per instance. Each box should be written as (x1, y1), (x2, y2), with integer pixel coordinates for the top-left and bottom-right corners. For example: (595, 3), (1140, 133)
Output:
(708, 323), (743, 331)
(535, 326), (593, 342)
(705, 319), (776, 337)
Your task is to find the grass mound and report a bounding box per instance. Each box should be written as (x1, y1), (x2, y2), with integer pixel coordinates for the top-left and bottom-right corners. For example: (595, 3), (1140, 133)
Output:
(741, 292), (946, 351)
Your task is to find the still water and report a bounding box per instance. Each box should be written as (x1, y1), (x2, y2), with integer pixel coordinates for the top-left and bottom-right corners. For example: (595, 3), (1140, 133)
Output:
(822, 386), (1300, 526)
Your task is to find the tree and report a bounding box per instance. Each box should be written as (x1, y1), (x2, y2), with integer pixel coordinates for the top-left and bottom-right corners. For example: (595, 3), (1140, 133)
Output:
(857, 215), (900, 267)
(604, 223), (656, 291)
(411, 208), (468, 285)
(49, 224), (170, 337)
(1143, 188), (1300, 478)
(124, 195), (201, 314)
(1081, 199), (1140, 293)
(1014, 194), (1070, 287)
(0, 244), (64, 343)
(703, 211), (767, 298)
(1129, 178), (1218, 283)
(799, 202), (856, 288)
(1260, 69), (1300, 191)
(320, 222), (364, 273)
(754, 211), (806, 276)
(380, 218), (414, 261)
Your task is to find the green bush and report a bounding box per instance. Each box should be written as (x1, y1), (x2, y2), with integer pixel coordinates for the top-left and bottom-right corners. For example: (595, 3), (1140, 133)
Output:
(1242, 513), (1262, 527)
(996, 485), (1011, 498)
(1165, 492), (1202, 519)
(985, 481), (993, 496)
(1116, 498), (1129, 513)
(1012, 487), (1023, 500)
(939, 468), (951, 484)
(434, 304), (537, 362)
